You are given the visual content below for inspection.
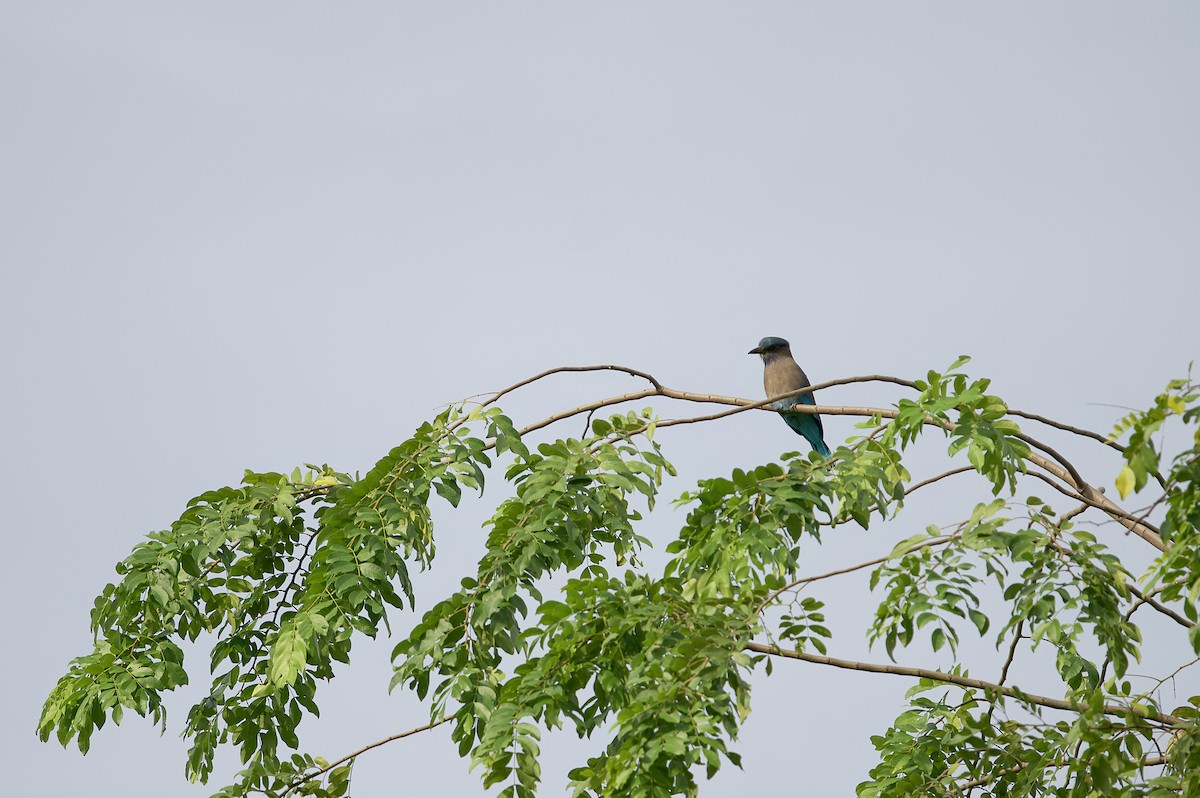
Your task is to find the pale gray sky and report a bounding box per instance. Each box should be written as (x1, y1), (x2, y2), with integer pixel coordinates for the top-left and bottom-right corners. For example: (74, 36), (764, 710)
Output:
(3, 3), (1198, 796)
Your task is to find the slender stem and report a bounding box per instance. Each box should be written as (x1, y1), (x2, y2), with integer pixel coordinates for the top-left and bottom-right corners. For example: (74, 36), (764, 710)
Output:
(484, 364), (663, 409)
(812, 465), (975, 530)
(997, 621), (1024, 688)
(510, 380), (1166, 550)
(1005, 409), (1125, 453)
(757, 535), (959, 612)
(1021, 471), (1164, 550)
(440, 366), (1170, 552)
(985, 621), (1026, 727)
(1125, 585), (1195, 629)
(954, 754), (1170, 791)
(744, 642), (1184, 726)
(280, 718), (452, 797)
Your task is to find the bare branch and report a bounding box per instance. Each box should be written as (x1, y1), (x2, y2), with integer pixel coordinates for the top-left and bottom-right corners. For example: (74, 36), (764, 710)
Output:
(478, 363), (1137, 467)
(996, 621), (1024, 688)
(984, 621), (1027, 728)
(1006, 409), (1125, 453)
(758, 535), (960, 612)
(900, 466), (977, 498)
(806, 466), (975, 536)
(1012, 432), (1090, 506)
(1003, 408), (1168, 491)
(1022, 470), (1165, 551)
(280, 718), (452, 797)
(483, 364), (663, 409)
(510, 375), (917, 440)
(446, 365), (1166, 550)
(518, 388), (659, 437)
(1125, 584), (1195, 630)
(744, 642), (1184, 726)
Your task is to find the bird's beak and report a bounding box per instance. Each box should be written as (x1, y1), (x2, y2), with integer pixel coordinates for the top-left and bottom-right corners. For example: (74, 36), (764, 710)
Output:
(748, 346), (763, 355)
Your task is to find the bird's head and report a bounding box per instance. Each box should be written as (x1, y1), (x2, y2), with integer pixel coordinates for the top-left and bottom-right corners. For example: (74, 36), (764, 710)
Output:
(748, 336), (791, 358)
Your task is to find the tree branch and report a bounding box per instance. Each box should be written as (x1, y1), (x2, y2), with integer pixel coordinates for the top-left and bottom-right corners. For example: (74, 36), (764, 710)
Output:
(280, 717), (452, 797)
(985, 621), (1026, 727)
(1125, 584), (1195, 630)
(810, 465), (976, 531)
(996, 621), (1024, 688)
(512, 374), (921, 439)
(1021, 470), (1165, 551)
(460, 366), (1166, 550)
(954, 754), (1170, 792)
(483, 364), (663, 409)
(1005, 409), (1125, 454)
(481, 363), (1140, 465)
(758, 535), (960, 612)
(744, 642), (1184, 726)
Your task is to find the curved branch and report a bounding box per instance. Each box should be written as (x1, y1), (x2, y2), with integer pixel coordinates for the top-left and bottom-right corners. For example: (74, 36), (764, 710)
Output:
(513, 374), (920, 438)
(1125, 585), (1195, 630)
(481, 363), (1135, 462)
(473, 364), (1166, 508)
(898, 466), (977, 498)
(518, 388), (660, 437)
(1012, 432), (1089, 505)
(805, 405), (1164, 551)
(758, 534), (961, 612)
(483, 364), (664, 410)
(1023, 471), (1164, 549)
(480, 362), (1129, 447)
(996, 621), (1024, 688)
(512, 383), (1167, 550)
(281, 718), (451, 797)
(744, 642), (1184, 726)
(1006, 409), (1125, 454)
(811, 465), (976, 533)
(446, 365), (1165, 550)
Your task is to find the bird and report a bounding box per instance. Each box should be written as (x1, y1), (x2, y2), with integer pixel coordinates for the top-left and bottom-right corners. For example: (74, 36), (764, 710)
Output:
(748, 336), (831, 457)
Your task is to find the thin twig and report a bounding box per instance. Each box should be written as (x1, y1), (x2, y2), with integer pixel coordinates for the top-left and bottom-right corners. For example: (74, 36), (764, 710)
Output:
(745, 642), (1184, 726)
(1125, 585), (1195, 630)
(483, 364), (663, 409)
(997, 621), (1024, 688)
(757, 535), (960, 612)
(808, 466), (976, 532)
(1006, 409), (1125, 453)
(477, 362), (1147, 457)
(513, 385), (1167, 551)
(901, 466), (977, 498)
(985, 621), (1026, 728)
(270, 529), (320, 629)
(280, 718), (452, 797)
(1022, 471), (1164, 550)
(954, 754), (1171, 792)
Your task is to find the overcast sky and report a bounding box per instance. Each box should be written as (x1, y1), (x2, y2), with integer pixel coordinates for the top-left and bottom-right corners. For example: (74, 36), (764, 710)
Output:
(3, 3), (1198, 796)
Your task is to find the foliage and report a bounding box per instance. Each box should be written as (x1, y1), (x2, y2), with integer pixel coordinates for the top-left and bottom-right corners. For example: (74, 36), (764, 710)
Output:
(38, 359), (1200, 797)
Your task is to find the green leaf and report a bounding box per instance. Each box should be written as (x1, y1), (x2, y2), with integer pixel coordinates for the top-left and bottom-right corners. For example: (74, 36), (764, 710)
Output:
(930, 628), (946, 652)
(1115, 465), (1135, 499)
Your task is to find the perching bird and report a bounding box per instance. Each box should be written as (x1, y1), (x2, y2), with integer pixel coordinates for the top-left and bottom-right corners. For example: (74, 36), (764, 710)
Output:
(748, 336), (831, 457)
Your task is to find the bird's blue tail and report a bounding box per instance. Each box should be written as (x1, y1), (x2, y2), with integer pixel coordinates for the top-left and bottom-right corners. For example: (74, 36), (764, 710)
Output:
(781, 406), (831, 457)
